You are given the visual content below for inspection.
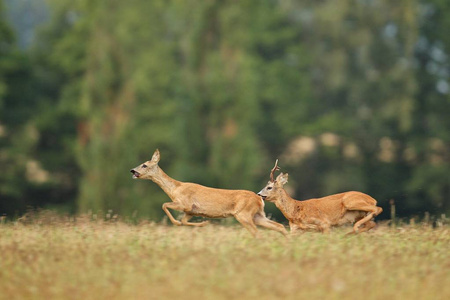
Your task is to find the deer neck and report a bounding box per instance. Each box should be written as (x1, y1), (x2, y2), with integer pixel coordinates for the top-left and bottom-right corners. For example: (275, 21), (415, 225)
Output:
(274, 190), (300, 221)
(150, 167), (180, 197)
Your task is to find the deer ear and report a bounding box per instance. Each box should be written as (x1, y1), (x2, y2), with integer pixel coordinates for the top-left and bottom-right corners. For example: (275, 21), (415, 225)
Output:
(151, 149), (160, 163)
(276, 172), (288, 185)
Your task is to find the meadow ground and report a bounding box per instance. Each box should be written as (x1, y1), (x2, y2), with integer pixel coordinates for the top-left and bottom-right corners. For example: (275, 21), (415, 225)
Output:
(0, 215), (449, 300)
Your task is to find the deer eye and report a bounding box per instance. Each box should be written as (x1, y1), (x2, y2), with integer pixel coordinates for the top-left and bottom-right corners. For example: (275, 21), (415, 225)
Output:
(142, 164), (148, 168)
(267, 187), (272, 190)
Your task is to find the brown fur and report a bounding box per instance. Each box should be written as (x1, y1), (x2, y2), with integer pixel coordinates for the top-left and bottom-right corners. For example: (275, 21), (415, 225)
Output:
(130, 149), (288, 237)
(258, 171), (383, 234)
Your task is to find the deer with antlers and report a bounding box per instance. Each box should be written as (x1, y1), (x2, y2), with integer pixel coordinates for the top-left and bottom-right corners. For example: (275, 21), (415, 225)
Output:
(130, 149), (288, 237)
(257, 160), (383, 234)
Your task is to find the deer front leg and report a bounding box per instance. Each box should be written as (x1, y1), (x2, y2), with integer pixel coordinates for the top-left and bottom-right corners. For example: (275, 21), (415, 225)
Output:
(162, 202), (183, 226)
(315, 219), (331, 233)
(180, 214), (210, 227)
(291, 221), (324, 233)
(289, 222), (305, 235)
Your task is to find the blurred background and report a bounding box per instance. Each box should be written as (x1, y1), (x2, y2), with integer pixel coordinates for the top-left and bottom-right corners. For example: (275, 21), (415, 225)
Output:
(0, 0), (448, 221)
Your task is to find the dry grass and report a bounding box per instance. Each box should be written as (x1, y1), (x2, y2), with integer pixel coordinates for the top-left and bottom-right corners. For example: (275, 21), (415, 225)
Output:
(0, 215), (449, 300)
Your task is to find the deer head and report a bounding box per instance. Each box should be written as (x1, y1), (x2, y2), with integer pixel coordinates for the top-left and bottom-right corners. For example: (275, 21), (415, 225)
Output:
(257, 159), (289, 202)
(130, 149), (161, 180)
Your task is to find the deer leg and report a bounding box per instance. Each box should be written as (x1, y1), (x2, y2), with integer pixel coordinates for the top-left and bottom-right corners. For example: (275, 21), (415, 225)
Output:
(349, 206), (379, 233)
(357, 220), (376, 233)
(376, 207), (383, 216)
(300, 217), (328, 233)
(234, 213), (259, 237)
(253, 214), (288, 236)
(289, 223), (305, 235)
(290, 228), (304, 235)
(319, 222), (331, 234)
(162, 202), (183, 226)
(180, 214), (210, 227)
(343, 200), (380, 233)
(346, 215), (363, 235)
(311, 218), (331, 233)
(353, 210), (376, 230)
(346, 219), (377, 235)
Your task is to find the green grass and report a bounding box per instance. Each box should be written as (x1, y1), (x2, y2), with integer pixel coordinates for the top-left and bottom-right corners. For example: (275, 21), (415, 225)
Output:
(0, 216), (449, 300)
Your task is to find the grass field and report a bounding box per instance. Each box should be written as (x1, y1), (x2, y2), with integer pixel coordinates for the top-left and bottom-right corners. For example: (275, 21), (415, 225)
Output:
(0, 215), (449, 300)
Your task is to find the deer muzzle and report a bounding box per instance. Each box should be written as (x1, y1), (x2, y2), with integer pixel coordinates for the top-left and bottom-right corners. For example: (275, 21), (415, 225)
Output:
(130, 169), (141, 179)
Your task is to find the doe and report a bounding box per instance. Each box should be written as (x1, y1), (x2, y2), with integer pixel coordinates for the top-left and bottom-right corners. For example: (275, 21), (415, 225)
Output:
(130, 150), (288, 237)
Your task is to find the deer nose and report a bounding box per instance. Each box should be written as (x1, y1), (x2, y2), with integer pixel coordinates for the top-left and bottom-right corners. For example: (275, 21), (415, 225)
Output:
(258, 193), (267, 200)
(130, 169), (135, 174)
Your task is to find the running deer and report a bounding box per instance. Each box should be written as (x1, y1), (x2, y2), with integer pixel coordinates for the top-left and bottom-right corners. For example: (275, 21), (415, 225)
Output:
(257, 160), (383, 234)
(130, 149), (288, 237)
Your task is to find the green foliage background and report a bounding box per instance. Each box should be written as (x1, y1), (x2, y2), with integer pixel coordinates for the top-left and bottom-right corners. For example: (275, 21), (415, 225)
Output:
(0, 0), (449, 220)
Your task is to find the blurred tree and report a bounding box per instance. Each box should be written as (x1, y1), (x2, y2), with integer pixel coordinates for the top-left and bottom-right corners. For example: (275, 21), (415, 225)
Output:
(36, 0), (182, 217)
(1, 0), (448, 219)
(269, 0), (423, 215)
(0, 0), (49, 214)
(4, 0), (48, 49)
(0, 0), (38, 215)
(0, 0), (80, 216)
(410, 0), (450, 214)
(36, 0), (313, 219)
(173, 0), (311, 190)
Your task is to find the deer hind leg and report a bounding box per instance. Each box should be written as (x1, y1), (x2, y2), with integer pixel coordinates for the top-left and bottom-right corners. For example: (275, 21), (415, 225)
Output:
(234, 213), (259, 238)
(352, 211), (377, 232)
(253, 213), (288, 236)
(345, 205), (379, 234)
(180, 214), (210, 227)
(357, 220), (376, 233)
(375, 207), (383, 216)
(343, 198), (381, 234)
(162, 202), (183, 226)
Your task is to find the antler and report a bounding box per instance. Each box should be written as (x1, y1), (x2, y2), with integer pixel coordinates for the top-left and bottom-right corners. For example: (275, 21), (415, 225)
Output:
(270, 159), (281, 182)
